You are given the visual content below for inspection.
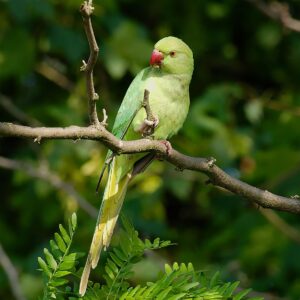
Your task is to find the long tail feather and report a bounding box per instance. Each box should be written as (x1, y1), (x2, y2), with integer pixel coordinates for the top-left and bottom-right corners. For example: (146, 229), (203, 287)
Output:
(79, 159), (130, 296)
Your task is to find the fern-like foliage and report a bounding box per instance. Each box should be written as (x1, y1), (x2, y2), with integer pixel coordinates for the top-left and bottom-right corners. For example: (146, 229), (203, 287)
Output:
(83, 216), (174, 300)
(83, 216), (262, 300)
(119, 263), (261, 300)
(38, 213), (83, 299)
(38, 214), (263, 300)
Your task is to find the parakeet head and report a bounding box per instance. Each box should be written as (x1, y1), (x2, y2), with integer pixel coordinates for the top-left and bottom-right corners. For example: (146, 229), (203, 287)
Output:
(150, 36), (193, 76)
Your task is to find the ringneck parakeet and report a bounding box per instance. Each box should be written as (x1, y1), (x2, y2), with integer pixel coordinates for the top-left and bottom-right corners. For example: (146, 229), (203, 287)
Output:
(79, 36), (194, 295)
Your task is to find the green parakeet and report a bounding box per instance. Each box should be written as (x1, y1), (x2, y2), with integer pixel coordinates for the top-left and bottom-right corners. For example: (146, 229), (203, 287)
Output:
(79, 36), (194, 295)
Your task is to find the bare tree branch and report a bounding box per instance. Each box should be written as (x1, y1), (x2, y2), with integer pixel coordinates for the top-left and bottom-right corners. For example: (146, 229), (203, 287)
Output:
(1, 121), (300, 215)
(0, 156), (97, 218)
(0, 243), (27, 300)
(80, 0), (100, 126)
(246, 0), (300, 32)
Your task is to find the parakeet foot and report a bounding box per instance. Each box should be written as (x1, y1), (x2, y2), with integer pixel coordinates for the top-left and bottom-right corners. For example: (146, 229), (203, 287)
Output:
(139, 115), (159, 137)
(160, 140), (172, 155)
(154, 140), (172, 161)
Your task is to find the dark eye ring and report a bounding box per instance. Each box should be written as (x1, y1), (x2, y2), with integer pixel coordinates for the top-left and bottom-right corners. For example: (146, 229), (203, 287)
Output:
(170, 51), (176, 57)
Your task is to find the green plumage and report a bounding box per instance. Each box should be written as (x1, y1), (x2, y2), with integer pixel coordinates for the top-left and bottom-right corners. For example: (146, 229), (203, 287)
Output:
(80, 36), (194, 295)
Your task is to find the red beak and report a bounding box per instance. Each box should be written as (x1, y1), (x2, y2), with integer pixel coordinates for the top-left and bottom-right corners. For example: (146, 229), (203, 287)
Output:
(150, 49), (164, 66)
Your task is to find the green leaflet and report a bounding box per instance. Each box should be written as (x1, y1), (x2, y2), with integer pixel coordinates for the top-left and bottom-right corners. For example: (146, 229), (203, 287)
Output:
(37, 213), (79, 300)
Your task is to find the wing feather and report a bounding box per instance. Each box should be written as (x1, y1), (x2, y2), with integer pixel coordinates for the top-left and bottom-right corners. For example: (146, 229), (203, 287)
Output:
(96, 68), (150, 187)
(112, 67), (150, 138)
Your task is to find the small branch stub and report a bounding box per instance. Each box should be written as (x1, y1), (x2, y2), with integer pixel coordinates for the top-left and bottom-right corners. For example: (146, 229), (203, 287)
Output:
(80, 59), (87, 72)
(80, 1), (95, 18)
(207, 157), (216, 168)
(34, 136), (41, 144)
(93, 92), (99, 101)
(101, 108), (108, 127)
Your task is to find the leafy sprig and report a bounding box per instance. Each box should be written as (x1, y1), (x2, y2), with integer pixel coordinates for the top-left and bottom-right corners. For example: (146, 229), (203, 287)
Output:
(38, 213), (82, 299)
(38, 214), (263, 300)
(83, 216), (174, 299)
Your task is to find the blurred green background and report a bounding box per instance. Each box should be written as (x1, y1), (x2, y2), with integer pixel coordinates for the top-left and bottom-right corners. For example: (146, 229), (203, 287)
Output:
(1, 0), (300, 299)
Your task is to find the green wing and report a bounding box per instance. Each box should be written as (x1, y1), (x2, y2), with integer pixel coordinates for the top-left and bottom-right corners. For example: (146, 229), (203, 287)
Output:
(112, 67), (150, 139)
(96, 67), (150, 190)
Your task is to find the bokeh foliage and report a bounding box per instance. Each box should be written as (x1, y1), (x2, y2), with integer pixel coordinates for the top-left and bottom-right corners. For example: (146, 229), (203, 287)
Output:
(1, 0), (300, 299)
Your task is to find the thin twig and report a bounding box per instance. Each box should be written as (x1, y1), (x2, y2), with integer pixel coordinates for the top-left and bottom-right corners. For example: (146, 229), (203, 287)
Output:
(0, 156), (97, 218)
(0, 243), (27, 300)
(1, 122), (300, 215)
(260, 208), (300, 244)
(141, 89), (159, 137)
(142, 89), (156, 122)
(101, 108), (108, 127)
(35, 60), (74, 91)
(80, 0), (100, 126)
(246, 0), (300, 32)
(257, 161), (300, 244)
(0, 94), (41, 126)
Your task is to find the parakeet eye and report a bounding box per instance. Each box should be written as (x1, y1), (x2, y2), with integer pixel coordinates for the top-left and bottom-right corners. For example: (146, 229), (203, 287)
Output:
(170, 51), (176, 57)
